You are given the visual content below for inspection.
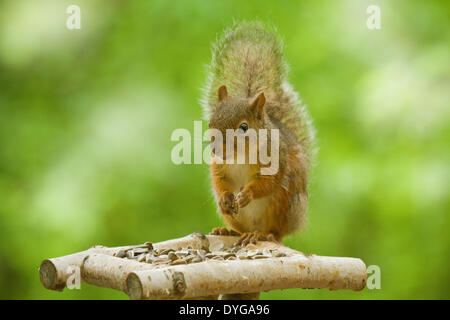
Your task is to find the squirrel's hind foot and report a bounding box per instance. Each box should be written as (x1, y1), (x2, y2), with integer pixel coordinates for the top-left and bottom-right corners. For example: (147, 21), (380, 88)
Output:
(210, 227), (240, 236)
(235, 232), (277, 246)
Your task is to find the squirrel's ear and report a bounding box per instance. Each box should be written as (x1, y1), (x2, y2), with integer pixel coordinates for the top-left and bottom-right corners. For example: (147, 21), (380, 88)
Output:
(250, 92), (266, 118)
(218, 85), (228, 102)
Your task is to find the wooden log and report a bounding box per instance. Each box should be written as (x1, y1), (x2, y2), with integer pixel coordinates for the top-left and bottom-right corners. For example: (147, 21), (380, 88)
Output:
(81, 254), (157, 291)
(39, 232), (226, 291)
(39, 246), (117, 291)
(125, 254), (367, 300)
(79, 237), (298, 297)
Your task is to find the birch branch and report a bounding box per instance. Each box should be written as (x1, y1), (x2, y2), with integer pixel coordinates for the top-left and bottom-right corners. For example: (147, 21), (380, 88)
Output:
(39, 245), (119, 291)
(39, 232), (222, 291)
(39, 232), (367, 299)
(81, 254), (157, 291)
(126, 254), (367, 300)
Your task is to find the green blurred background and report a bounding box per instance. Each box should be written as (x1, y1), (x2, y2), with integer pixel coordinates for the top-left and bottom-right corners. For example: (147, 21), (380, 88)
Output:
(0, 0), (448, 299)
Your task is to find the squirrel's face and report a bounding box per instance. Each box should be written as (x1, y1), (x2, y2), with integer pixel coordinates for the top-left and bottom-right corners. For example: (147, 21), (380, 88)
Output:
(208, 85), (266, 161)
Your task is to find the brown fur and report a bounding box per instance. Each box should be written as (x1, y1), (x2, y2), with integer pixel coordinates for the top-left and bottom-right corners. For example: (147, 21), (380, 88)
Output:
(203, 22), (315, 242)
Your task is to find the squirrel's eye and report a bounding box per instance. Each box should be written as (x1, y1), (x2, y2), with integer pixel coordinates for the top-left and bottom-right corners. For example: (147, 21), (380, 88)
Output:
(239, 123), (248, 132)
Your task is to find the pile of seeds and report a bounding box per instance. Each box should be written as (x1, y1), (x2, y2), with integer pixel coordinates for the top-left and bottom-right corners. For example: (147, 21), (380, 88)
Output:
(113, 242), (289, 267)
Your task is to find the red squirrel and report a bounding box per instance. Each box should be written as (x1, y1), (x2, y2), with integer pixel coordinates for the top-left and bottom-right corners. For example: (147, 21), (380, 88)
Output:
(201, 22), (316, 245)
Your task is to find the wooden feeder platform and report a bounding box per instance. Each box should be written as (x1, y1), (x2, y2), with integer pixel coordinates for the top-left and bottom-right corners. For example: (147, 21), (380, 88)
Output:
(39, 232), (367, 299)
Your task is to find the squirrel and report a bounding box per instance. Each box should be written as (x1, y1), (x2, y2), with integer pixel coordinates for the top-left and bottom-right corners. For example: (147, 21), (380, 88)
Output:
(201, 21), (316, 245)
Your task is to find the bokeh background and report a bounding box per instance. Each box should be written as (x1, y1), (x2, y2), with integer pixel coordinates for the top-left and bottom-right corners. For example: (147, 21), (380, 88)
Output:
(0, 0), (448, 299)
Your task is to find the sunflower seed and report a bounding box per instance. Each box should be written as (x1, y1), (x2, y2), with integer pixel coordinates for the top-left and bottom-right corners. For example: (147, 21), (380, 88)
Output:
(175, 251), (189, 257)
(168, 252), (178, 261)
(154, 257), (169, 264)
(230, 246), (240, 253)
(185, 255), (198, 263)
(247, 251), (257, 258)
(137, 254), (146, 262)
(253, 255), (270, 259)
(197, 250), (206, 260)
(115, 250), (126, 258)
(170, 259), (187, 265)
(133, 248), (148, 255)
(245, 244), (258, 250)
(274, 252), (287, 257)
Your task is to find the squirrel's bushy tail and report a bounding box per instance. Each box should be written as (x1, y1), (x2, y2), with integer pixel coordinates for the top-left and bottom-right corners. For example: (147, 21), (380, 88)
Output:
(202, 21), (286, 111)
(202, 21), (316, 162)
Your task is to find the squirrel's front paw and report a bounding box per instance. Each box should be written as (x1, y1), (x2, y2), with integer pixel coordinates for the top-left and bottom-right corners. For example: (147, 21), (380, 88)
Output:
(219, 192), (237, 215)
(236, 187), (252, 208)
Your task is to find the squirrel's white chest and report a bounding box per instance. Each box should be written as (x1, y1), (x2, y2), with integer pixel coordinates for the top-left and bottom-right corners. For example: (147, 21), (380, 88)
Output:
(234, 198), (271, 232)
